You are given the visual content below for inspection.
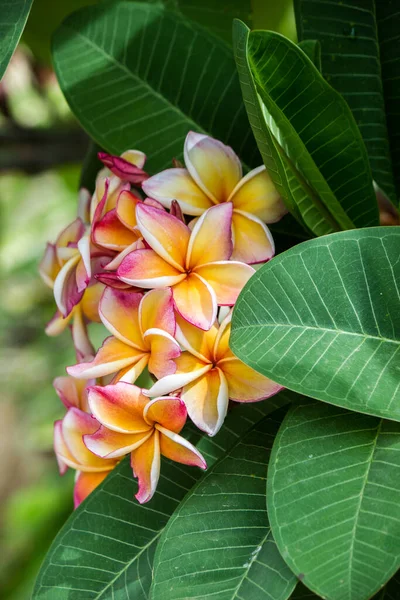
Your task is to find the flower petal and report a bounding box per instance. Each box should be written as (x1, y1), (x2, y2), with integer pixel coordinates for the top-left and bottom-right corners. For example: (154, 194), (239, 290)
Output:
(78, 188), (91, 223)
(93, 208), (140, 250)
(76, 234), (92, 292)
(186, 203), (233, 269)
(67, 336), (145, 379)
(194, 260), (254, 305)
(53, 253), (82, 317)
(103, 239), (145, 272)
(144, 353), (212, 397)
(98, 152), (148, 184)
(231, 210), (275, 264)
(139, 288), (175, 335)
(213, 311), (233, 363)
(99, 287), (144, 349)
(113, 355), (149, 384)
(173, 273), (217, 331)
(175, 313), (217, 363)
(118, 249), (186, 288)
(45, 309), (72, 336)
(131, 431), (160, 503)
(87, 382), (150, 433)
(184, 132), (242, 202)
(220, 357), (283, 402)
(62, 408), (109, 469)
(181, 367), (229, 436)
(121, 149), (146, 169)
(136, 204), (190, 271)
(72, 305), (95, 362)
(56, 217), (85, 250)
(229, 165), (287, 222)
(54, 420), (73, 474)
(39, 243), (58, 288)
(116, 190), (142, 231)
(142, 168), (213, 215)
(158, 425), (207, 469)
(74, 470), (110, 508)
(143, 329), (181, 379)
(85, 426), (152, 459)
(143, 397), (186, 432)
(53, 376), (91, 412)
(80, 282), (104, 323)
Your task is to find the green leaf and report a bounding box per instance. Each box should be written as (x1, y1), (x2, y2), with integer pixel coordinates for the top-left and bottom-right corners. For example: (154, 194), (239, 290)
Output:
(231, 227), (400, 422)
(166, 0), (252, 45)
(51, 1), (259, 175)
(33, 395), (290, 599)
(247, 29), (379, 231)
(0, 0), (33, 80)
(151, 407), (297, 600)
(294, 0), (399, 205)
(298, 40), (321, 71)
(233, 20), (320, 237)
(267, 401), (400, 600)
(377, 2), (400, 203)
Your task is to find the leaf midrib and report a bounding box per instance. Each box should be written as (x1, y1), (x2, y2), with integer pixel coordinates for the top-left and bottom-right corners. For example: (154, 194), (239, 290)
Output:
(234, 322), (400, 346)
(347, 419), (382, 600)
(95, 531), (161, 600)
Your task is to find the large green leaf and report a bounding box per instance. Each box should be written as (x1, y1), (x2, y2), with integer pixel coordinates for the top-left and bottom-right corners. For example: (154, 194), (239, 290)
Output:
(294, 0), (399, 204)
(151, 407), (297, 600)
(247, 29), (379, 231)
(268, 401), (400, 600)
(33, 396), (289, 599)
(233, 20), (333, 237)
(51, 1), (259, 175)
(231, 227), (400, 421)
(377, 2), (400, 202)
(165, 0), (251, 44)
(0, 0), (33, 80)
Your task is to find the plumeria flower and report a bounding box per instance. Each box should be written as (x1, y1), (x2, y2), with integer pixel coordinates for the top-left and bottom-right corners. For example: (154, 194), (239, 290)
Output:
(39, 219), (107, 358)
(84, 382), (206, 503)
(98, 150), (149, 184)
(145, 312), (282, 436)
(117, 202), (254, 331)
(54, 408), (118, 508)
(53, 374), (92, 412)
(67, 287), (180, 383)
(143, 132), (287, 264)
(89, 149), (147, 222)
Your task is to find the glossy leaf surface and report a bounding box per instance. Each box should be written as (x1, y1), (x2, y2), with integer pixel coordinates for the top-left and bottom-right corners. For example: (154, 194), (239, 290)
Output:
(294, 0), (399, 204)
(247, 29), (379, 231)
(52, 1), (259, 174)
(0, 0), (33, 79)
(268, 401), (400, 600)
(151, 408), (297, 600)
(231, 228), (400, 421)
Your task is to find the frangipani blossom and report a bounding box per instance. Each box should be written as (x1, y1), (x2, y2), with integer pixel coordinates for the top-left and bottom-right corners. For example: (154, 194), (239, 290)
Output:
(146, 312), (282, 436)
(118, 202), (254, 331)
(53, 374), (92, 412)
(143, 132), (287, 264)
(67, 287), (180, 383)
(40, 224), (106, 359)
(89, 148), (147, 223)
(98, 150), (149, 184)
(84, 382), (206, 503)
(54, 408), (118, 507)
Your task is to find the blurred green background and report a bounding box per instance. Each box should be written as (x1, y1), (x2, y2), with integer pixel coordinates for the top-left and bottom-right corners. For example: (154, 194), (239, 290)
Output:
(0, 1), (295, 598)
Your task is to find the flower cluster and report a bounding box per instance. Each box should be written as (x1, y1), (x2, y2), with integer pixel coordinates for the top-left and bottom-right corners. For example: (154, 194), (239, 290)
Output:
(41, 132), (286, 506)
